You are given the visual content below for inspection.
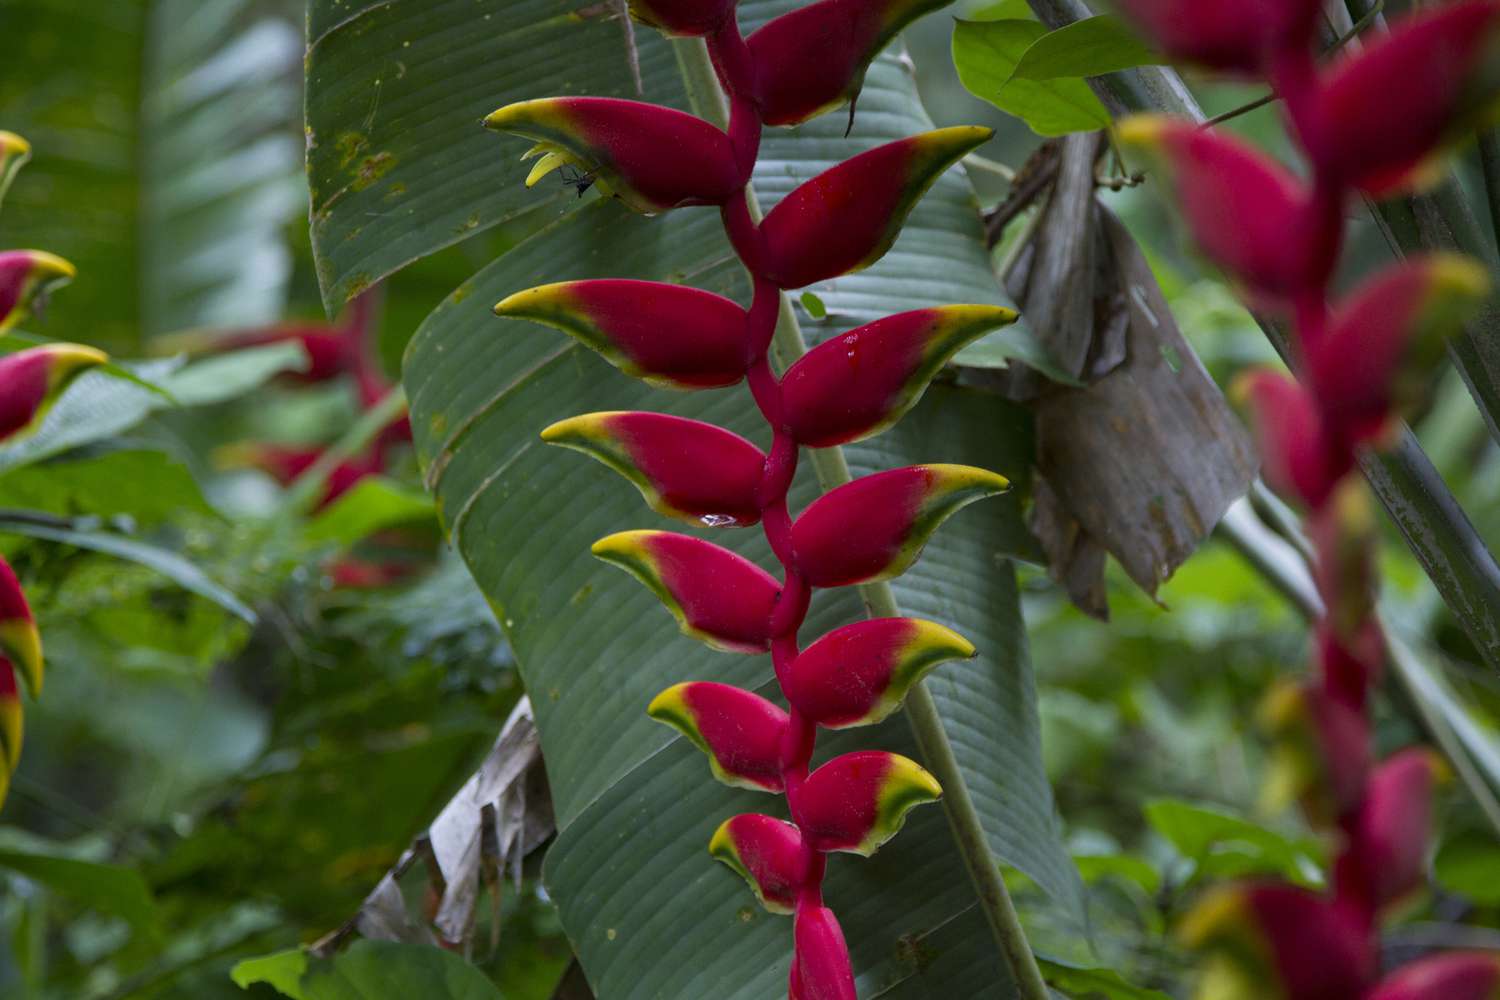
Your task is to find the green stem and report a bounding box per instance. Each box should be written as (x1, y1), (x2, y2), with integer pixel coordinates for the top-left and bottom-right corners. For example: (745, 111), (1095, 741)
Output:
(674, 35), (1052, 1000)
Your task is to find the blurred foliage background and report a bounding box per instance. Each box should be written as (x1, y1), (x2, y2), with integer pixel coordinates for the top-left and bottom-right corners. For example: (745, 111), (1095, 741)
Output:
(0, 0), (1497, 998)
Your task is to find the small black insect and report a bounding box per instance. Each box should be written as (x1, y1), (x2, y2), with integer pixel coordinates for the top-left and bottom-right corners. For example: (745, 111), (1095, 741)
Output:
(558, 165), (597, 198)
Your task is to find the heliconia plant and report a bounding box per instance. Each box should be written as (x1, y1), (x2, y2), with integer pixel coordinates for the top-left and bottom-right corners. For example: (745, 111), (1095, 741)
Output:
(0, 131), (30, 213)
(483, 0), (1018, 993)
(1116, 1), (1500, 996)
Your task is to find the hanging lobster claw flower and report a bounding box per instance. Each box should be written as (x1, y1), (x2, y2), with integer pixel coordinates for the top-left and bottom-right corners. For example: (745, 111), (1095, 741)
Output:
(495, 280), (749, 390)
(759, 127), (993, 289)
(709, 814), (810, 914)
(0, 343), (108, 445)
(1259, 679), (1372, 827)
(785, 618), (975, 728)
(484, 98), (742, 213)
(797, 750), (941, 855)
(1116, 117), (1333, 304)
(1308, 479), (1378, 642)
(1180, 883), (1375, 1000)
(1234, 370), (1346, 510)
(1304, 1), (1500, 196)
(1309, 256), (1490, 447)
(627, 0), (737, 36)
(748, 0), (953, 127)
(0, 131), (32, 213)
(781, 306), (1017, 447)
(542, 412), (766, 527)
(1113, 0), (1320, 75)
(0, 557), (41, 699)
(649, 682), (789, 791)
(791, 906), (858, 1000)
(0, 250), (76, 335)
(1339, 748), (1448, 915)
(219, 443), (385, 510)
(791, 465), (1009, 588)
(1368, 953), (1500, 1000)
(593, 531), (780, 652)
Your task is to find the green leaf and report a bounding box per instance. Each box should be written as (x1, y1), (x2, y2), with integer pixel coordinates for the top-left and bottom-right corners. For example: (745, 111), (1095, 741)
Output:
(0, 447), (215, 526)
(1435, 831), (1500, 905)
(297, 941), (503, 1000)
(1143, 798), (1323, 888)
(232, 948), (309, 997)
(1039, 959), (1173, 1000)
(1010, 16), (1159, 81)
(305, 476), (435, 547)
(0, 342), (307, 475)
(953, 20), (1112, 136)
(0, 0), (302, 349)
(372, 7), (1078, 997)
(303, 0), (694, 311)
(0, 848), (159, 935)
(799, 291), (828, 320)
(0, 519), (257, 624)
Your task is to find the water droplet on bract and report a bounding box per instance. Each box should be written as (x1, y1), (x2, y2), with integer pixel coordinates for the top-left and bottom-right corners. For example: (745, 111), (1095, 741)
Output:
(701, 513), (737, 528)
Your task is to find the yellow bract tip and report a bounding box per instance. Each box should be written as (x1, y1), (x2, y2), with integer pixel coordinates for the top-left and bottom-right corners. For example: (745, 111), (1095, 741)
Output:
(1114, 114), (1172, 151)
(1427, 253), (1491, 301)
(707, 817), (736, 858)
(493, 282), (571, 318)
(646, 682), (692, 721)
(911, 619), (977, 660)
(0, 132), (30, 158)
(484, 98), (564, 133)
(590, 529), (659, 559)
(25, 250), (76, 280)
(928, 463), (1010, 496)
(539, 412), (619, 444)
(0, 620), (43, 699)
(1177, 885), (1248, 949)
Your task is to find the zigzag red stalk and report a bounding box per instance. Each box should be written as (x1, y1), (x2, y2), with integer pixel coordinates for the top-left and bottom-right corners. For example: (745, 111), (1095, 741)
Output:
(484, 1), (1022, 994)
(1114, 1), (1500, 996)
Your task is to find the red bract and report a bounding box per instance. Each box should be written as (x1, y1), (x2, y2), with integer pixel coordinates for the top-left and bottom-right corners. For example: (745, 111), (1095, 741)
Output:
(1261, 680), (1372, 826)
(484, 98), (742, 213)
(1117, 117), (1333, 303)
(1308, 481), (1378, 642)
(495, 280), (749, 389)
(791, 464), (1009, 587)
(231, 444), (384, 510)
(1339, 749), (1445, 915)
(785, 618), (974, 729)
(222, 323), (351, 382)
(649, 681), (789, 792)
(1317, 621), (1384, 713)
(710, 814), (810, 915)
(1304, 1), (1500, 196)
(1235, 370), (1346, 510)
(1310, 256), (1490, 446)
(592, 531), (780, 653)
(758, 127), (993, 289)
(748, 0), (953, 127)
(1368, 953), (1500, 1000)
(791, 906), (858, 1000)
(627, 0), (736, 36)
(0, 557), (41, 699)
(1181, 883), (1374, 1000)
(1113, 0), (1320, 74)
(0, 250), (74, 334)
(797, 751), (941, 856)
(0, 343), (108, 444)
(781, 305), (1017, 447)
(542, 411), (766, 527)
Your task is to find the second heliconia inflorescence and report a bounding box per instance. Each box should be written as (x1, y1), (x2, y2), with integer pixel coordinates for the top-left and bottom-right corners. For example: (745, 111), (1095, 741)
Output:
(480, 0), (1020, 997)
(1112, 1), (1500, 999)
